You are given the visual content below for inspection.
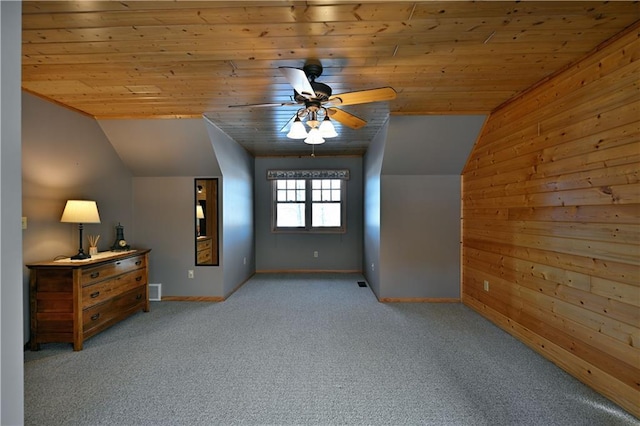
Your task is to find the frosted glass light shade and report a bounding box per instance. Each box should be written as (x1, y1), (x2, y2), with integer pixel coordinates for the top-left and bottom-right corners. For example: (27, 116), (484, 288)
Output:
(60, 200), (101, 223)
(287, 117), (308, 139)
(319, 117), (338, 138)
(304, 127), (325, 145)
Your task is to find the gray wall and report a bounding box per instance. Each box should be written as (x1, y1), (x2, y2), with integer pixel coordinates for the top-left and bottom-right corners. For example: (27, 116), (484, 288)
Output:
(22, 92), (135, 341)
(22, 94), (135, 262)
(205, 119), (255, 296)
(364, 115), (485, 300)
(381, 115), (486, 175)
(1, 2), (24, 423)
(102, 118), (226, 298)
(21, 94), (252, 306)
(98, 118), (220, 177)
(133, 177), (224, 297)
(255, 156), (363, 272)
(380, 175), (462, 298)
(363, 120), (388, 297)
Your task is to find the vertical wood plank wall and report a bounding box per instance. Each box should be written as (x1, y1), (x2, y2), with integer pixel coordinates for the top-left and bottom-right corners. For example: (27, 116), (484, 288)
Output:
(461, 24), (639, 417)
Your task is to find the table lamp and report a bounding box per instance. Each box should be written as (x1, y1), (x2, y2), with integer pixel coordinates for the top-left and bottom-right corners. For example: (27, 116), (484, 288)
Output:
(196, 204), (205, 236)
(60, 200), (101, 259)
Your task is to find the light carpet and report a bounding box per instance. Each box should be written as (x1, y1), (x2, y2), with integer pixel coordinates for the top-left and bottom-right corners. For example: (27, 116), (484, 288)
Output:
(24, 273), (639, 425)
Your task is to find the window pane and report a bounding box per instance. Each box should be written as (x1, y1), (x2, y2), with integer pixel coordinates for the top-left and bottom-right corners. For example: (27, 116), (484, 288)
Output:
(277, 203), (305, 227)
(312, 203), (341, 227)
(276, 180), (305, 201)
(274, 176), (344, 232)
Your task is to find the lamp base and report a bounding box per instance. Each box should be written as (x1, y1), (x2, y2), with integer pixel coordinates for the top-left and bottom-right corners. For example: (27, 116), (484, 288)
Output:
(70, 250), (91, 260)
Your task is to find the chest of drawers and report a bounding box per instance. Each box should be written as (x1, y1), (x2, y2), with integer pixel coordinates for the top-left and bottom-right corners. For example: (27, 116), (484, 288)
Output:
(196, 236), (213, 264)
(27, 249), (151, 351)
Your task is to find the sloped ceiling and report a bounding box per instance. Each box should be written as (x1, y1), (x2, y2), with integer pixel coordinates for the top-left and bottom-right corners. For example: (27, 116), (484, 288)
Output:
(382, 115), (486, 175)
(98, 119), (221, 177)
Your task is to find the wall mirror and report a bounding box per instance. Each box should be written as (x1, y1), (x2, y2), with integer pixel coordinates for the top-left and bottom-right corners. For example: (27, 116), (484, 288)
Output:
(195, 178), (219, 266)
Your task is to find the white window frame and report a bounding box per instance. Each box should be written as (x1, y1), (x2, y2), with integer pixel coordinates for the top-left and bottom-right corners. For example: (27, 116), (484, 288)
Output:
(268, 170), (348, 234)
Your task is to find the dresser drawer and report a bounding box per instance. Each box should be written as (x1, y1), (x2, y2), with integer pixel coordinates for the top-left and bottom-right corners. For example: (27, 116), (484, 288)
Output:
(197, 248), (212, 264)
(83, 286), (146, 336)
(81, 269), (146, 309)
(197, 238), (212, 251)
(81, 255), (146, 287)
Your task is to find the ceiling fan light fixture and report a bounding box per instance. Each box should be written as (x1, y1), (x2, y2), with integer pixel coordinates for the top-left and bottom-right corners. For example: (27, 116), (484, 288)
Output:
(319, 116), (338, 138)
(305, 108), (320, 129)
(287, 117), (308, 139)
(230, 60), (398, 152)
(304, 127), (325, 145)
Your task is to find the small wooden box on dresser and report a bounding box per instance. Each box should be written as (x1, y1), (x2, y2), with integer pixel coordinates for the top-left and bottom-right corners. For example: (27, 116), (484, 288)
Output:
(27, 249), (151, 351)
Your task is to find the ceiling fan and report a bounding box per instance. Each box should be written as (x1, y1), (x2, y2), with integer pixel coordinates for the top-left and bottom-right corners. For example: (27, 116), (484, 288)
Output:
(229, 59), (396, 144)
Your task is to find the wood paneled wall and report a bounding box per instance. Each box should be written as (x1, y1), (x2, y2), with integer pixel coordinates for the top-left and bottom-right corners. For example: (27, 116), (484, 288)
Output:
(461, 23), (639, 417)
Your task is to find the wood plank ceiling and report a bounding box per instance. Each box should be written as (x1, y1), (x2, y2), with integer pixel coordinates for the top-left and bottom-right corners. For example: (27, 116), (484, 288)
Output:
(22, 1), (640, 156)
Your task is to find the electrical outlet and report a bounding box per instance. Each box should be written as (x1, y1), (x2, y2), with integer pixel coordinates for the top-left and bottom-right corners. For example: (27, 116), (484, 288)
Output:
(243, 257), (247, 265)
(483, 280), (489, 292)
(188, 270), (194, 279)
(22, 217), (27, 230)
(371, 263), (375, 271)
(313, 251), (318, 258)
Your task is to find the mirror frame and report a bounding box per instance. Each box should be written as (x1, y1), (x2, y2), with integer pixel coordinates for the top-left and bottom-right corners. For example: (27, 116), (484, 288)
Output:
(195, 178), (219, 266)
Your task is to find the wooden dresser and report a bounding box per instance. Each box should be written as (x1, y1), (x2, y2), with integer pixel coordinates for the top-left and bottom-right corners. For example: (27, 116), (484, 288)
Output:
(196, 236), (213, 264)
(27, 249), (151, 351)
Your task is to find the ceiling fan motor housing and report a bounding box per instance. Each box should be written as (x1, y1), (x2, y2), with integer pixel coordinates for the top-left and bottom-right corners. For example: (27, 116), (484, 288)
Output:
(294, 81), (332, 103)
(303, 61), (323, 80)
(292, 60), (332, 102)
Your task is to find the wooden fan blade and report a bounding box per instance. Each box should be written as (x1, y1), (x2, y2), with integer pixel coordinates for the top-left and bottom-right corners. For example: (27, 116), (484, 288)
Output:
(279, 67), (315, 98)
(327, 108), (367, 129)
(329, 87), (396, 106)
(228, 101), (297, 108)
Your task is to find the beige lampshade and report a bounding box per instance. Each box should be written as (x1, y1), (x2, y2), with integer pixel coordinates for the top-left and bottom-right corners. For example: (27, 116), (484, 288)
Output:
(196, 205), (205, 219)
(60, 200), (101, 224)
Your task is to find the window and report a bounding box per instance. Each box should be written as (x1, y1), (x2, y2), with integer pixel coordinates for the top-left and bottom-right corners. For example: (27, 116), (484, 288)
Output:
(275, 179), (306, 228)
(270, 170), (348, 233)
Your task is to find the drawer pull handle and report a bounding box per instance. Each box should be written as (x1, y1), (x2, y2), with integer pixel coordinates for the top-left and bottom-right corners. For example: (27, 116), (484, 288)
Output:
(90, 291), (100, 298)
(136, 276), (142, 282)
(135, 261), (142, 266)
(90, 272), (100, 279)
(136, 294), (142, 300)
(91, 313), (100, 321)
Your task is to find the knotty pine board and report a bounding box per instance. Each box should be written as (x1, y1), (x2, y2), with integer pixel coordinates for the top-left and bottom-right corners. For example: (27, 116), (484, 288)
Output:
(461, 23), (640, 417)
